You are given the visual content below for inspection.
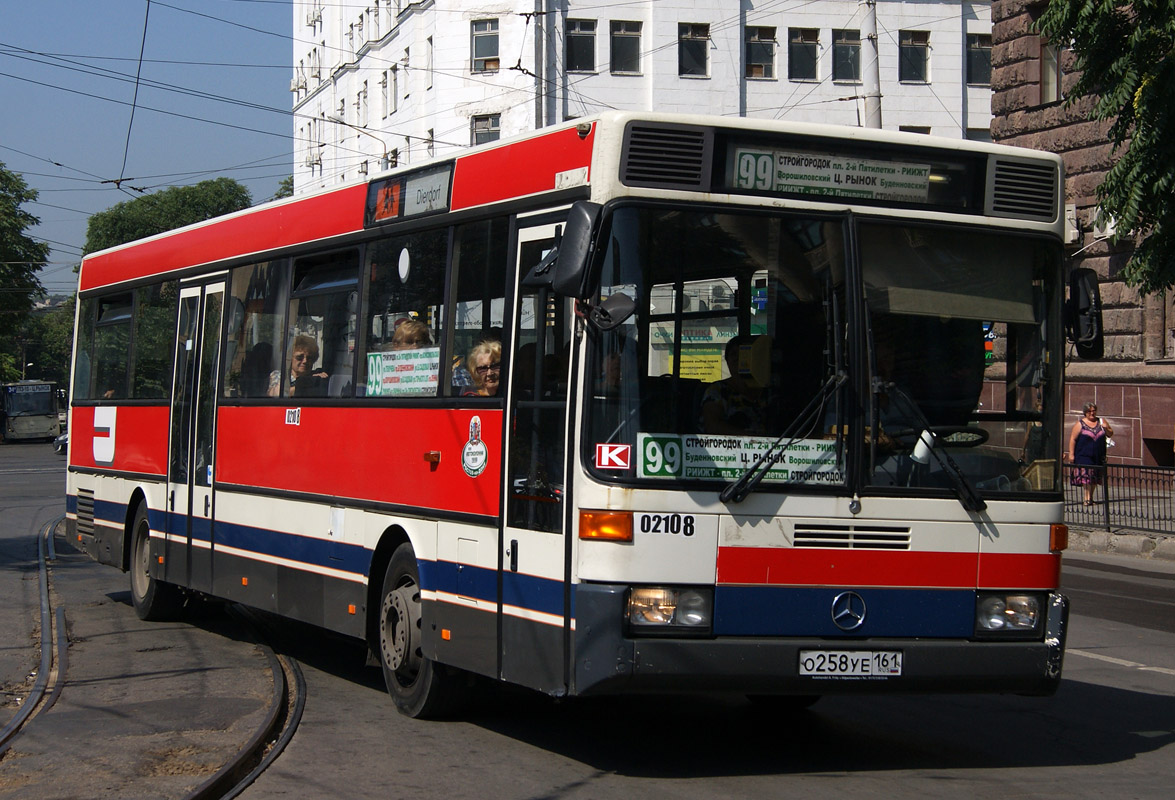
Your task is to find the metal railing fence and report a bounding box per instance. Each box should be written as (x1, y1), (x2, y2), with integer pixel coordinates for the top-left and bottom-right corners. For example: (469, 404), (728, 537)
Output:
(1063, 463), (1175, 535)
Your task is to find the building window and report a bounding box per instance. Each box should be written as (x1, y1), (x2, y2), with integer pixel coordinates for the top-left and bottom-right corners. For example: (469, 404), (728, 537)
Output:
(966, 127), (992, 142)
(1040, 38), (1062, 104)
(788, 28), (818, 81)
(745, 26), (776, 79)
(472, 114), (501, 145)
(967, 33), (992, 85)
(899, 30), (930, 82)
(566, 19), (596, 72)
(832, 29), (860, 81)
(899, 125), (931, 134)
(678, 23), (709, 77)
(610, 20), (641, 74)
(472, 19), (499, 73)
(426, 36), (433, 89)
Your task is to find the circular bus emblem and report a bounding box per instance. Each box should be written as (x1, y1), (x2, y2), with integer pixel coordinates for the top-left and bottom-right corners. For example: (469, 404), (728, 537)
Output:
(831, 591), (867, 631)
(462, 415), (488, 477)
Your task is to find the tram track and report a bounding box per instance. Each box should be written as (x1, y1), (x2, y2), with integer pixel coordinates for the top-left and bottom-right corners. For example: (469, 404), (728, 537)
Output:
(0, 515), (307, 799)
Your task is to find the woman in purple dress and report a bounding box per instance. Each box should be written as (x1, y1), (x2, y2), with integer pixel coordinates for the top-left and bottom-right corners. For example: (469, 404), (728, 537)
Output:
(1067, 402), (1113, 506)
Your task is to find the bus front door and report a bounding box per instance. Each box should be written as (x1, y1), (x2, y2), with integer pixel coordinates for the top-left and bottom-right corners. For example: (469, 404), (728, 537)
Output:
(165, 280), (224, 595)
(501, 222), (573, 694)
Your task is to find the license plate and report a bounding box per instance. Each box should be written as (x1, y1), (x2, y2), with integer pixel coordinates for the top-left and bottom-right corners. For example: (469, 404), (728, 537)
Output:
(799, 650), (903, 678)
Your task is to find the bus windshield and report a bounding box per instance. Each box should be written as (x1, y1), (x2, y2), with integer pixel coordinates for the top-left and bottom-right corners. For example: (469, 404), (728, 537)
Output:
(4, 384), (56, 417)
(583, 205), (1063, 497)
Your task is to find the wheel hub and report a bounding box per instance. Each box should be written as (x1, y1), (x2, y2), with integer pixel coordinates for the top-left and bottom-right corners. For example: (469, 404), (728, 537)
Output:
(381, 582), (422, 676)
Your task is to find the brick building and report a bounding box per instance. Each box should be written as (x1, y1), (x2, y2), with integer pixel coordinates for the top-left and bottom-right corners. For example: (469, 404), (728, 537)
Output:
(990, 0), (1175, 466)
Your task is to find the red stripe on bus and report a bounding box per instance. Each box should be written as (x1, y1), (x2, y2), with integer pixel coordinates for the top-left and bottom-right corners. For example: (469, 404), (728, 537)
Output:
(977, 551), (1062, 589)
(451, 125), (594, 211)
(215, 406), (504, 517)
(67, 404), (170, 475)
(717, 547), (1060, 590)
(80, 185), (368, 291)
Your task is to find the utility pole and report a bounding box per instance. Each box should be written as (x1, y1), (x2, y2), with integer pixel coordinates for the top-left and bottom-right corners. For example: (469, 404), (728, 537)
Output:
(534, 0), (543, 128)
(861, 0), (883, 128)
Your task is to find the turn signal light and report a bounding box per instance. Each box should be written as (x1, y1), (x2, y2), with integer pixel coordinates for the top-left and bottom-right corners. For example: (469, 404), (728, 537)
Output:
(1050, 523), (1068, 552)
(579, 510), (633, 542)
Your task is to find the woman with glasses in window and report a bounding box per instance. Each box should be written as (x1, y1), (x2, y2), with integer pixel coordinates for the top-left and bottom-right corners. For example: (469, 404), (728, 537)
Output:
(465, 340), (502, 397)
(270, 334), (329, 397)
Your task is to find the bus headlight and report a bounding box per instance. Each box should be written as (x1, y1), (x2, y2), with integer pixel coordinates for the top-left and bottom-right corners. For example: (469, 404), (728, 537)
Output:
(627, 587), (712, 635)
(974, 593), (1043, 637)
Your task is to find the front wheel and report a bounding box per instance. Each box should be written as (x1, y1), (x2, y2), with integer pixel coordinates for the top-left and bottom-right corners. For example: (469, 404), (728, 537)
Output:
(378, 543), (466, 718)
(129, 504), (182, 621)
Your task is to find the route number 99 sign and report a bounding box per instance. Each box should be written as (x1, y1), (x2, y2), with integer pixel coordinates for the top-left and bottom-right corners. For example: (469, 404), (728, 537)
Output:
(640, 435), (682, 478)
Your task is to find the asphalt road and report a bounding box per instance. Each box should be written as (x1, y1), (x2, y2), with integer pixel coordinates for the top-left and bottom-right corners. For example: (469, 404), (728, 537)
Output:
(2, 443), (1173, 799)
(0, 442), (272, 799)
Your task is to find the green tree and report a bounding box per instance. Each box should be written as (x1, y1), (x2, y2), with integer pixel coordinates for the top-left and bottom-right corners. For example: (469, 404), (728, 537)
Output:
(1036, 2), (1175, 293)
(271, 175), (294, 200)
(83, 177), (252, 255)
(21, 297), (75, 391)
(0, 161), (49, 381)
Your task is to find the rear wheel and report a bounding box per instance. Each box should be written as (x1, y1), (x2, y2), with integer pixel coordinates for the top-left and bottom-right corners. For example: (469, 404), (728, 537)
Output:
(378, 543), (466, 718)
(129, 504), (183, 620)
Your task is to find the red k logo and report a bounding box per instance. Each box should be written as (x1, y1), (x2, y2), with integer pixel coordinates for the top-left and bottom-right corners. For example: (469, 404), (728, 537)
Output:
(595, 444), (631, 470)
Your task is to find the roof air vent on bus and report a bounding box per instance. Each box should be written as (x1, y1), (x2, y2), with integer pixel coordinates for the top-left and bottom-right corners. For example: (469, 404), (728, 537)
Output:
(620, 122), (714, 191)
(986, 157), (1059, 222)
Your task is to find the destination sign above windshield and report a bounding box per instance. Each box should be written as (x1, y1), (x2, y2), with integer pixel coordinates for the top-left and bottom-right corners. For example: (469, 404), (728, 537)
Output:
(718, 134), (983, 212)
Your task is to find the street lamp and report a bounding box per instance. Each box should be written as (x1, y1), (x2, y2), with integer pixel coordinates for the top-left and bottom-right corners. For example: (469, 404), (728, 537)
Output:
(22, 362), (32, 380)
(327, 114), (391, 170)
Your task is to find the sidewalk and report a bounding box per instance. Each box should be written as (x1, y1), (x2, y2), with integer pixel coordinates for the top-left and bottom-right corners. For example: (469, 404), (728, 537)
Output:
(1068, 525), (1175, 560)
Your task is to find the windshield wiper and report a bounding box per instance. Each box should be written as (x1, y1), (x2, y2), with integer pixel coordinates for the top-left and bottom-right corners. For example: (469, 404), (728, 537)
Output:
(880, 381), (987, 513)
(720, 371), (847, 504)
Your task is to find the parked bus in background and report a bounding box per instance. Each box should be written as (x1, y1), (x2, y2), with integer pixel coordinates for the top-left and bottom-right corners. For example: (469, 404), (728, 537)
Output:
(2, 381), (60, 442)
(66, 112), (1102, 718)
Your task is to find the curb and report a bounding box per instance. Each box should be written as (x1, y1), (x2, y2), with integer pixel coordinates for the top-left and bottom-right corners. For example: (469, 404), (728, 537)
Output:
(1067, 526), (1175, 560)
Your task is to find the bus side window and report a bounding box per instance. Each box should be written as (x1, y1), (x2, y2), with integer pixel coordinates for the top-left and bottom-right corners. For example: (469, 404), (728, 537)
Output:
(285, 251), (359, 399)
(448, 218), (509, 397)
(222, 260), (289, 399)
(361, 230), (447, 398)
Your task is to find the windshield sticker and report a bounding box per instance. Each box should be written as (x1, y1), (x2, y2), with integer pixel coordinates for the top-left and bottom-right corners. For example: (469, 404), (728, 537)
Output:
(637, 433), (844, 485)
(595, 443), (632, 470)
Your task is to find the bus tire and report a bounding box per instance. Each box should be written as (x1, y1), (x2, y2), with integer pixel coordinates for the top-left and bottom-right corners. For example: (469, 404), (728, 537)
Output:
(129, 503), (182, 621)
(378, 543), (463, 719)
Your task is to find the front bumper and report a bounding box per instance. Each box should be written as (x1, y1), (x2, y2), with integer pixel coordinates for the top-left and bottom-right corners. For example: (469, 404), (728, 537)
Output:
(573, 584), (1067, 698)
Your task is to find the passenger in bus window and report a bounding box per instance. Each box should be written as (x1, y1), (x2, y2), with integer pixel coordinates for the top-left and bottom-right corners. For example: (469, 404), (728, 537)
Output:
(465, 340), (502, 396)
(390, 318), (431, 349)
(270, 334), (328, 397)
(700, 335), (769, 435)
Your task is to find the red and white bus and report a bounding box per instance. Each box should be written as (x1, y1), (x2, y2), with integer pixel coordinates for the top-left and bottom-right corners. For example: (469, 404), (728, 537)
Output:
(67, 112), (1099, 717)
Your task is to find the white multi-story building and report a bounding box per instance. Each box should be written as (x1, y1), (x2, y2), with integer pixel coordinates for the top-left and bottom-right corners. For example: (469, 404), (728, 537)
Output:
(292, 1), (993, 193)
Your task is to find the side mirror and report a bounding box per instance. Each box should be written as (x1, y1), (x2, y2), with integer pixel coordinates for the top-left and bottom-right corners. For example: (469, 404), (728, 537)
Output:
(520, 202), (602, 298)
(1066, 267), (1104, 359)
(589, 292), (636, 331)
(551, 202), (602, 299)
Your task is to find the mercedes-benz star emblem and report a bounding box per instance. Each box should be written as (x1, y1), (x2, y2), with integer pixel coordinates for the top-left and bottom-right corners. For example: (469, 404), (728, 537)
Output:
(831, 591), (867, 631)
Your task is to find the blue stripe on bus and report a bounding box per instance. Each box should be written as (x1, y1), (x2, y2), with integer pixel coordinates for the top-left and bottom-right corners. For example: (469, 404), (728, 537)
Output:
(420, 561), (569, 620)
(213, 518), (372, 576)
(77, 494), (571, 622)
(714, 586), (975, 638)
(65, 494), (77, 514)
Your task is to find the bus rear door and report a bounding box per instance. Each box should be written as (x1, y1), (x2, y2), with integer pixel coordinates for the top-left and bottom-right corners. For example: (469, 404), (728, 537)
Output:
(165, 280), (224, 594)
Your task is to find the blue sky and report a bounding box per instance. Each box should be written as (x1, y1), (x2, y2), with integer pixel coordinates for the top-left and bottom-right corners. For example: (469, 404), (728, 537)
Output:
(1, 0), (295, 295)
